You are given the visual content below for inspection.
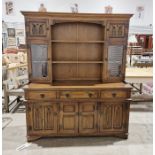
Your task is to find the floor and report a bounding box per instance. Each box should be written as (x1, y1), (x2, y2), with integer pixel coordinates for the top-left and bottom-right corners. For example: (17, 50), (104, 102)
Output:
(2, 102), (153, 155)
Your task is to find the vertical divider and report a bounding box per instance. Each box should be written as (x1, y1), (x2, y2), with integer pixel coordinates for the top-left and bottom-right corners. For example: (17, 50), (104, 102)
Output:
(49, 19), (53, 84)
(76, 22), (79, 80)
(102, 20), (108, 83)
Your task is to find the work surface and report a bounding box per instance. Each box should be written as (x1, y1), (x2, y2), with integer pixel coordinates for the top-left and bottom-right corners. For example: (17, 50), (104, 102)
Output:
(2, 102), (152, 155)
(24, 82), (132, 90)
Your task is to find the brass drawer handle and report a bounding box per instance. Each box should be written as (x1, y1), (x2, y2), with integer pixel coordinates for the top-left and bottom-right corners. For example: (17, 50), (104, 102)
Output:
(40, 94), (45, 98)
(65, 93), (70, 98)
(88, 92), (93, 98)
(112, 93), (116, 98)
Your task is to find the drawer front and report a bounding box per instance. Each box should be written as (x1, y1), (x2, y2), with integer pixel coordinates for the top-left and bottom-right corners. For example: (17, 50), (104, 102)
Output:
(101, 90), (127, 99)
(59, 91), (98, 99)
(26, 91), (57, 100)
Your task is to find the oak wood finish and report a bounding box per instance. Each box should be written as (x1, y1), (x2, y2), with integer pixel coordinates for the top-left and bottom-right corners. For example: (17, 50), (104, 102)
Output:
(22, 11), (132, 141)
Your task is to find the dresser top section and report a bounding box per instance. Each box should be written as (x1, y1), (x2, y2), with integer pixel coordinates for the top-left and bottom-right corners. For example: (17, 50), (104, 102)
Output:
(24, 82), (132, 90)
(21, 11), (133, 19)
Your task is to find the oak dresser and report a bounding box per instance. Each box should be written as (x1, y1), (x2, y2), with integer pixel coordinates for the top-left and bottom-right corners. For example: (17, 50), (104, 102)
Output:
(21, 11), (132, 141)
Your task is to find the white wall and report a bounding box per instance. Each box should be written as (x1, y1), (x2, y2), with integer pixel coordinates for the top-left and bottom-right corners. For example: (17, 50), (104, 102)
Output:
(2, 0), (153, 27)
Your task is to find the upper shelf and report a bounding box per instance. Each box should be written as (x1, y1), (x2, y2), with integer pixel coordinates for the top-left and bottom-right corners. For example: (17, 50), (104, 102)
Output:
(51, 40), (105, 43)
(52, 61), (104, 64)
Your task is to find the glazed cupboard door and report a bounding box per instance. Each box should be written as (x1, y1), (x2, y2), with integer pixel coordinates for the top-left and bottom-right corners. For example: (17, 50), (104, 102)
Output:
(79, 102), (97, 134)
(99, 102), (127, 132)
(107, 45), (124, 81)
(105, 20), (129, 82)
(26, 102), (58, 134)
(59, 102), (78, 134)
(28, 43), (51, 83)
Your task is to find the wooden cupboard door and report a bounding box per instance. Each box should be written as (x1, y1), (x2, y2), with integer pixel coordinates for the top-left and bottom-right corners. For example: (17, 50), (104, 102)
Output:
(43, 103), (58, 132)
(113, 103), (124, 130)
(27, 102), (57, 134)
(99, 102), (125, 132)
(99, 104), (113, 132)
(33, 104), (44, 130)
(79, 102), (97, 134)
(59, 102), (78, 134)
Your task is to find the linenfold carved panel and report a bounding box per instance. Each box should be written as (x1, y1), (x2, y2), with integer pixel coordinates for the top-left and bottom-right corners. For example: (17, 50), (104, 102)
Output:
(29, 22), (47, 36)
(109, 24), (125, 38)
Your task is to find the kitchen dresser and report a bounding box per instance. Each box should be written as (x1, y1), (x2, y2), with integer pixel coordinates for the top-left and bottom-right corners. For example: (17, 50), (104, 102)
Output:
(21, 11), (133, 141)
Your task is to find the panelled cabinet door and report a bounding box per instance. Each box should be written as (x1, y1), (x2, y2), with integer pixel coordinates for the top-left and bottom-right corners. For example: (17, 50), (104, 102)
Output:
(29, 44), (51, 82)
(99, 102), (126, 132)
(99, 104), (113, 131)
(26, 102), (58, 134)
(105, 20), (129, 82)
(79, 102), (97, 134)
(59, 102), (78, 134)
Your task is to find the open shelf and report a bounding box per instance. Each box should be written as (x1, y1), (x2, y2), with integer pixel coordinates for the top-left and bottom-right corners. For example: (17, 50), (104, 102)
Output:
(52, 61), (103, 64)
(53, 80), (102, 86)
(53, 63), (102, 81)
(51, 21), (105, 84)
(51, 40), (105, 43)
(52, 43), (104, 61)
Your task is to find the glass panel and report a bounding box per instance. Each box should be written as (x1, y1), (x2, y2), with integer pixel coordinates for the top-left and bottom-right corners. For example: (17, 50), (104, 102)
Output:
(108, 45), (123, 77)
(31, 44), (47, 61)
(32, 62), (47, 78)
(108, 63), (121, 77)
(31, 44), (48, 78)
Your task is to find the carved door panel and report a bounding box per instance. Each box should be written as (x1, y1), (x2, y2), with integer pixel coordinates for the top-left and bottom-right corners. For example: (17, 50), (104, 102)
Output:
(59, 102), (78, 134)
(26, 19), (48, 38)
(106, 21), (129, 41)
(99, 102), (125, 132)
(99, 103), (113, 132)
(79, 102), (97, 134)
(113, 103), (124, 130)
(26, 102), (58, 134)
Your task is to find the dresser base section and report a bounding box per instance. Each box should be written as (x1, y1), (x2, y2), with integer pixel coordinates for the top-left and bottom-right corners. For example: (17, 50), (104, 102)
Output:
(24, 83), (131, 142)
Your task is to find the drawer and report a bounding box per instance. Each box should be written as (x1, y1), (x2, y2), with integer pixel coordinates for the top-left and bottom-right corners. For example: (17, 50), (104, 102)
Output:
(101, 90), (128, 99)
(26, 91), (57, 100)
(59, 91), (98, 99)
